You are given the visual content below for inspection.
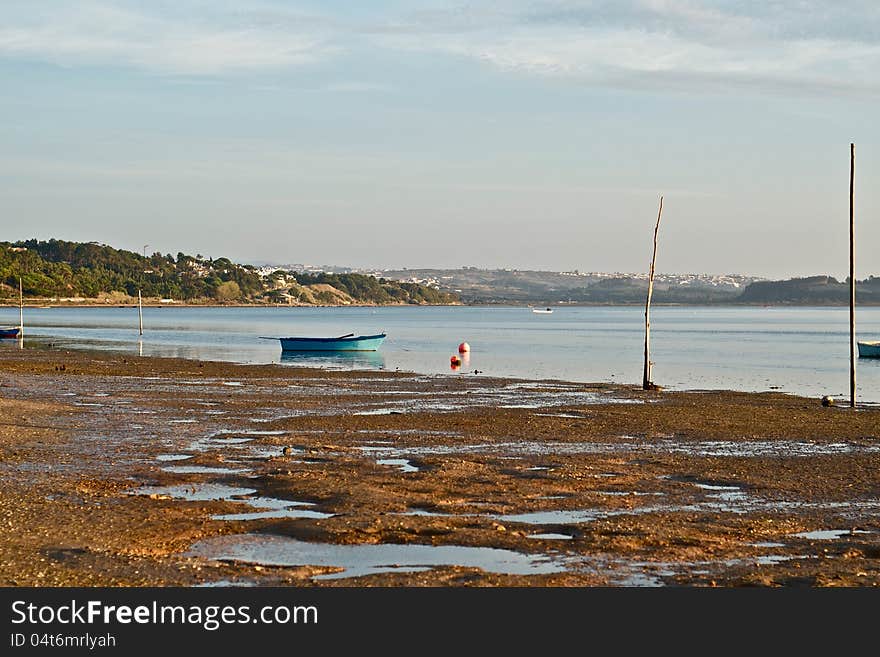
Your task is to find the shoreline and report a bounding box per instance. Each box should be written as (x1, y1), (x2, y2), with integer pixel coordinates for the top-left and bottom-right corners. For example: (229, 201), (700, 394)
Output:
(3, 300), (880, 309)
(1, 345), (878, 587)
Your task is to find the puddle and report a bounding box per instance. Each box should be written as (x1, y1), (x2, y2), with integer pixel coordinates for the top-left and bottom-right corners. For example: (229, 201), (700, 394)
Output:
(527, 533), (573, 540)
(532, 413), (587, 418)
(611, 572), (666, 587)
(597, 491), (662, 497)
(196, 580), (257, 588)
(690, 483), (749, 504)
(377, 459), (419, 473)
(169, 419), (199, 424)
(755, 555), (796, 565)
(792, 529), (871, 540)
(356, 439), (879, 460)
(354, 409), (405, 416)
(222, 382), (243, 387)
(751, 542), (786, 548)
(133, 483), (256, 501)
(235, 496), (316, 510)
(501, 510), (604, 524)
(400, 508), (447, 517)
(185, 534), (564, 579)
(694, 483), (741, 491)
(213, 509), (334, 521)
(233, 446), (301, 459)
(161, 465), (249, 475)
(155, 454), (194, 462)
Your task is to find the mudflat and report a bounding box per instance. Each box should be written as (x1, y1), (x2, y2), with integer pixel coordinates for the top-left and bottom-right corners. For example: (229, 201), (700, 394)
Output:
(1, 346), (878, 586)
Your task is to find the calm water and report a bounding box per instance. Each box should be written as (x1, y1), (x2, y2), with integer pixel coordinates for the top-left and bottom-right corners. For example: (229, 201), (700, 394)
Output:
(1, 305), (879, 402)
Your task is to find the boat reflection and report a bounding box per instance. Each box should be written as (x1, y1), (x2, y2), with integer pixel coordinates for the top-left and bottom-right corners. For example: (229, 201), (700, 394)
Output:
(280, 349), (386, 370)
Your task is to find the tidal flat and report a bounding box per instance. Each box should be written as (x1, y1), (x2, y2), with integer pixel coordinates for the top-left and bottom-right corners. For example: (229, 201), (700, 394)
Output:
(0, 347), (878, 587)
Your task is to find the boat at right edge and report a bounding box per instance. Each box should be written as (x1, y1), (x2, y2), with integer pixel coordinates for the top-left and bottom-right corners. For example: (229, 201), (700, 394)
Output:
(858, 341), (880, 358)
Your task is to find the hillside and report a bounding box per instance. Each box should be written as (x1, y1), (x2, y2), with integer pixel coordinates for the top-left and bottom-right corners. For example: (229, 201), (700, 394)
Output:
(737, 276), (880, 305)
(0, 240), (459, 306)
(378, 267), (880, 306)
(380, 267), (759, 304)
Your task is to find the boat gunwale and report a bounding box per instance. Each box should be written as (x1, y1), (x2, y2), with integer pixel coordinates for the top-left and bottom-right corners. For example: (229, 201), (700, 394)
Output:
(277, 333), (386, 343)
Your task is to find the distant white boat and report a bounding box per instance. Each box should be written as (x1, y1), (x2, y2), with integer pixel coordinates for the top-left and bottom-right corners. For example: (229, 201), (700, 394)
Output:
(532, 307), (554, 314)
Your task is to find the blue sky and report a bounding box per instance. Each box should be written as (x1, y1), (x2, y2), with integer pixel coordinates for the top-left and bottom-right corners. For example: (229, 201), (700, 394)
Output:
(1, 1), (877, 278)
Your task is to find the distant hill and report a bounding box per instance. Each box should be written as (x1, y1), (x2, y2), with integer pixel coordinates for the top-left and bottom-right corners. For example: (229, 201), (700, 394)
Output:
(377, 267), (880, 306)
(379, 267), (760, 305)
(5, 240), (875, 306)
(0, 239), (459, 306)
(737, 276), (880, 305)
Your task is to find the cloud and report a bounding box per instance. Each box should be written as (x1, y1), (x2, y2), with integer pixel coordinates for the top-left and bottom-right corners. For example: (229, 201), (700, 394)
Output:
(375, 1), (880, 96)
(0, 1), (878, 96)
(0, 1), (336, 75)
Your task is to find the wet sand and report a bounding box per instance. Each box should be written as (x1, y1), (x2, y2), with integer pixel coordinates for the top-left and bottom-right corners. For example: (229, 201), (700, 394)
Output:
(0, 345), (878, 587)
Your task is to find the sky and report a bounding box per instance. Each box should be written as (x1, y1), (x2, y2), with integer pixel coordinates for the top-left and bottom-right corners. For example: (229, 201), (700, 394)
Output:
(1, 1), (877, 279)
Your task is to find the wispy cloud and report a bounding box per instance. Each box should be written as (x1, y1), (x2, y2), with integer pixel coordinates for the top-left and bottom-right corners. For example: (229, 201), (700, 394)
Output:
(0, 1), (337, 74)
(375, 0), (880, 96)
(1, 1), (878, 96)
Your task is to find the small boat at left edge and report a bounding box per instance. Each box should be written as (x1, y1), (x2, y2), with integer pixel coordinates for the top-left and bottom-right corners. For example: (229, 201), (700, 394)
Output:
(0, 327), (21, 339)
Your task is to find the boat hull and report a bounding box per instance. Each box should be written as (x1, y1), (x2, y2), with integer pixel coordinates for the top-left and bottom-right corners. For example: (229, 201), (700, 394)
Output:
(0, 327), (20, 339)
(858, 341), (880, 358)
(278, 333), (386, 352)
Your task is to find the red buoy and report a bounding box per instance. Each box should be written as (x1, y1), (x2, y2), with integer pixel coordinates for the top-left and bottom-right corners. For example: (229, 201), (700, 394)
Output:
(458, 342), (470, 353)
(450, 355), (462, 365)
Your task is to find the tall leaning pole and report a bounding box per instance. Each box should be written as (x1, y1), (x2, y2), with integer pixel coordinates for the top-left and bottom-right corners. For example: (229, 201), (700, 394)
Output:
(849, 143), (856, 408)
(643, 196), (663, 390)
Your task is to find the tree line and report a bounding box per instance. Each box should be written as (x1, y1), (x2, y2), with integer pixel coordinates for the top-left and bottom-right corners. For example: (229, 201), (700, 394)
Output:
(0, 239), (458, 305)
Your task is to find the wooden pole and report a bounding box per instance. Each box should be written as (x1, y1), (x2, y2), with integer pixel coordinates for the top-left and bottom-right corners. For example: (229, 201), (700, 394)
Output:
(849, 143), (856, 408)
(18, 277), (23, 338)
(138, 289), (144, 336)
(643, 196), (663, 390)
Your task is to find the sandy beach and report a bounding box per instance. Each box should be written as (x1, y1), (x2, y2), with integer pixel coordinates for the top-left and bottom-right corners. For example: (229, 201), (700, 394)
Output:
(1, 345), (878, 587)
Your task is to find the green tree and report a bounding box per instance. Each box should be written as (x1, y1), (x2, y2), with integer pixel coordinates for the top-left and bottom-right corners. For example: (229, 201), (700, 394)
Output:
(215, 280), (241, 301)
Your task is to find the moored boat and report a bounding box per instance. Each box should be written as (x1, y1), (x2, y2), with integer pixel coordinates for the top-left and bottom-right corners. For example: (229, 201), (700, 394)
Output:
(858, 341), (880, 358)
(532, 308), (553, 314)
(0, 327), (20, 339)
(266, 332), (387, 352)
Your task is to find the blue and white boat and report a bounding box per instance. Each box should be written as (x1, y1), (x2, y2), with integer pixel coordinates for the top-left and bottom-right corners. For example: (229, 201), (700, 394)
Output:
(858, 341), (880, 358)
(266, 332), (387, 352)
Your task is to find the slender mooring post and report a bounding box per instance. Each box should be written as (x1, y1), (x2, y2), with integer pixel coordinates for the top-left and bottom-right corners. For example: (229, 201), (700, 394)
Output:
(18, 277), (24, 338)
(138, 289), (144, 336)
(643, 196), (664, 390)
(849, 143), (856, 408)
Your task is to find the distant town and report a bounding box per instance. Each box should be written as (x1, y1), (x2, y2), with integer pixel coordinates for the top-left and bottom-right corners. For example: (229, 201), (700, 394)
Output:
(254, 263), (880, 306)
(254, 263), (764, 305)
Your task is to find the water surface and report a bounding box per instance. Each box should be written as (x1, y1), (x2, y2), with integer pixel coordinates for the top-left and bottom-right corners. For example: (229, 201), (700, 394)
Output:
(4, 305), (879, 401)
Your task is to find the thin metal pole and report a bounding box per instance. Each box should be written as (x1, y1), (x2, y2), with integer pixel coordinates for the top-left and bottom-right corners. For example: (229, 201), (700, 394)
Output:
(18, 277), (23, 338)
(849, 143), (856, 408)
(138, 289), (144, 336)
(643, 196), (663, 390)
